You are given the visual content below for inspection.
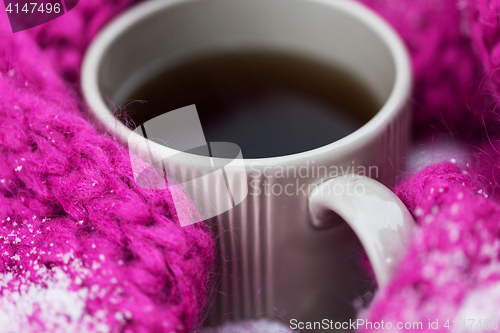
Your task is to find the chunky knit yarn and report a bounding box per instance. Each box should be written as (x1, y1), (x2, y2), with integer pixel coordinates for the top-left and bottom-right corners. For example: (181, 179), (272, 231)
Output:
(0, 2), (214, 333)
(352, 0), (500, 331)
(356, 162), (496, 332)
(3, 0), (500, 332)
(361, 0), (488, 138)
(465, 0), (500, 108)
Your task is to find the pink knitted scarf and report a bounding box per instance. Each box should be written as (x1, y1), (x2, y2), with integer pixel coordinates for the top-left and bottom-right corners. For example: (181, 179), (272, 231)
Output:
(2, 0), (500, 332)
(0, 1), (214, 332)
(358, 0), (500, 331)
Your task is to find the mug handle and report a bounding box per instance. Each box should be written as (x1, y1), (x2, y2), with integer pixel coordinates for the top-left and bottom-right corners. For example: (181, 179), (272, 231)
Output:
(308, 175), (416, 287)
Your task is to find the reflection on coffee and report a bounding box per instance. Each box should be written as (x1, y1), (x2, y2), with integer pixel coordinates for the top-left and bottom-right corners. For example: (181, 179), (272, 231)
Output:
(119, 50), (380, 158)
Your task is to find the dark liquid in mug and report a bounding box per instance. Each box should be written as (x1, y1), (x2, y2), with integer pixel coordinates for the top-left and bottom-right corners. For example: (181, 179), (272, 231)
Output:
(118, 50), (381, 158)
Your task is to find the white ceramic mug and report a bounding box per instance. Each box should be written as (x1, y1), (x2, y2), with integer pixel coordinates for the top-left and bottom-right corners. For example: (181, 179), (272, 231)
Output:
(81, 0), (415, 329)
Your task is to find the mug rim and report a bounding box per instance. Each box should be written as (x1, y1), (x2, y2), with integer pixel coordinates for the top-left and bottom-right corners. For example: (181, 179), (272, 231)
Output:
(81, 0), (412, 166)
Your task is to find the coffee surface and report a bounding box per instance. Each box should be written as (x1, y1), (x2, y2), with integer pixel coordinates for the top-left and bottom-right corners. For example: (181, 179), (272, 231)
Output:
(119, 50), (380, 158)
